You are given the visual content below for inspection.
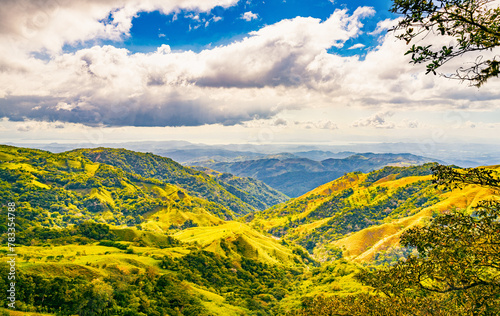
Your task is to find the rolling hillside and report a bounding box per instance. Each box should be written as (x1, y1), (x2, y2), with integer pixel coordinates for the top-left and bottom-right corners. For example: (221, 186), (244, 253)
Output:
(195, 153), (441, 197)
(2, 144), (498, 315)
(0, 144), (319, 315)
(249, 163), (499, 262)
(194, 167), (289, 210)
(70, 147), (289, 216)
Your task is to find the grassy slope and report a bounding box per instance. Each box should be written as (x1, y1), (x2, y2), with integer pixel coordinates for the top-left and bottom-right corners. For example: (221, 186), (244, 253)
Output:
(72, 147), (286, 216)
(0, 144), (237, 227)
(196, 153), (437, 197)
(173, 221), (300, 266)
(2, 239), (251, 315)
(250, 164), (499, 262)
(194, 166), (290, 210)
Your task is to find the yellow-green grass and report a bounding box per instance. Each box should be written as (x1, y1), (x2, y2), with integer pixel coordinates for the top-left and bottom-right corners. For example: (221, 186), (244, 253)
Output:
(259, 174), (432, 241)
(111, 227), (184, 249)
(0, 151), (19, 162)
(333, 184), (498, 262)
(142, 207), (225, 232)
(3, 243), (180, 279)
(66, 159), (82, 169)
(143, 184), (178, 199)
(84, 162), (99, 175)
(377, 175), (433, 189)
(31, 180), (50, 190)
(251, 175), (368, 232)
(294, 218), (331, 235)
(303, 173), (366, 198)
(174, 221), (297, 265)
(89, 187), (115, 207)
(187, 283), (250, 315)
(1, 162), (39, 173)
(278, 262), (369, 312)
(0, 308), (55, 316)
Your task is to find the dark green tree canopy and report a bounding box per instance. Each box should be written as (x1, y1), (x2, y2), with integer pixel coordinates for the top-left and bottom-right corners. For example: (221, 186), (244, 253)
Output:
(391, 0), (500, 86)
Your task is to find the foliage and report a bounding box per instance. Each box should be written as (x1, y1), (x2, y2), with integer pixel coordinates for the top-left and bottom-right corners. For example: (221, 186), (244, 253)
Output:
(72, 148), (273, 217)
(210, 170), (289, 210)
(197, 153), (434, 197)
(291, 165), (500, 315)
(0, 262), (210, 315)
(161, 250), (296, 314)
(260, 166), (443, 257)
(391, 0), (500, 86)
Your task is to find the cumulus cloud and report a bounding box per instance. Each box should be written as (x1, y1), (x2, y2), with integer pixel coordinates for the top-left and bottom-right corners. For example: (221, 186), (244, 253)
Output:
(0, 6), (376, 127)
(348, 43), (365, 50)
(0, 2), (499, 130)
(294, 120), (338, 130)
(320, 121), (338, 130)
(352, 111), (395, 129)
(369, 18), (398, 35)
(241, 11), (258, 21)
(273, 118), (288, 126)
(403, 119), (419, 128)
(0, 0), (239, 55)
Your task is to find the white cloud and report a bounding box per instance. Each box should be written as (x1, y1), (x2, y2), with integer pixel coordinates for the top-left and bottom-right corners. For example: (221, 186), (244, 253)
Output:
(273, 118), (287, 126)
(0, 0), (239, 54)
(402, 119), (419, 128)
(348, 43), (365, 50)
(320, 121), (338, 130)
(0, 3), (499, 132)
(293, 120), (338, 130)
(369, 18), (398, 35)
(0, 7), (376, 127)
(241, 11), (258, 21)
(352, 111), (395, 129)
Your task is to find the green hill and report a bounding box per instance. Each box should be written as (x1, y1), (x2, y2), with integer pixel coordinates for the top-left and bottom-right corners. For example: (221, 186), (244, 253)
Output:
(2, 144), (497, 315)
(0, 145), (237, 230)
(0, 145), (318, 315)
(249, 163), (498, 262)
(71, 147), (288, 216)
(194, 167), (289, 210)
(195, 153), (440, 197)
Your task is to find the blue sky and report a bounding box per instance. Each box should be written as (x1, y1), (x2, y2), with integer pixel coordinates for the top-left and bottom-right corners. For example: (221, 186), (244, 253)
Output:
(121, 0), (395, 54)
(0, 0), (499, 148)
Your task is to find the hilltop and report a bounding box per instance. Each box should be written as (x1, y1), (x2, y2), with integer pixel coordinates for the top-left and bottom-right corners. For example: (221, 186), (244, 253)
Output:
(195, 153), (440, 197)
(1, 144), (497, 315)
(0, 144), (317, 315)
(248, 163), (498, 262)
(70, 147), (289, 216)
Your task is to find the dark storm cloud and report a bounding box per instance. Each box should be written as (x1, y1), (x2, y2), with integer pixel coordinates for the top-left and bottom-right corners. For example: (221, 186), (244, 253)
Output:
(0, 95), (277, 127)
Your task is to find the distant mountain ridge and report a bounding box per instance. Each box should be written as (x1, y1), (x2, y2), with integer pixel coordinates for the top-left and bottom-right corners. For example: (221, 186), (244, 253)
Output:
(248, 163), (499, 262)
(194, 153), (442, 197)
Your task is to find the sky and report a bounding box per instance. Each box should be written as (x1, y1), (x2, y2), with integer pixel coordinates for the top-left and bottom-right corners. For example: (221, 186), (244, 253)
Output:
(0, 0), (499, 149)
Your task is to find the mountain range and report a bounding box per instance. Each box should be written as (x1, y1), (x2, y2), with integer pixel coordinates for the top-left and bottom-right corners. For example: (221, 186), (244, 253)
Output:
(193, 153), (441, 197)
(0, 144), (497, 315)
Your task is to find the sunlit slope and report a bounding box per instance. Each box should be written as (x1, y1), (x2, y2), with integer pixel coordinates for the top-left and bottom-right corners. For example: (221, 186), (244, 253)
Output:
(4, 241), (253, 316)
(196, 153), (439, 197)
(141, 206), (225, 232)
(1, 221), (311, 316)
(249, 163), (493, 261)
(334, 167), (500, 262)
(173, 221), (311, 266)
(194, 166), (290, 210)
(0, 144), (235, 228)
(72, 147), (287, 216)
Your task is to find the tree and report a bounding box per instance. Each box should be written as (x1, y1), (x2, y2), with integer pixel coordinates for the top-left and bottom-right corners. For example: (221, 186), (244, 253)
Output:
(357, 165), (500, 314)
(390, 0), (500, 86)
(290, 165), (500, 315)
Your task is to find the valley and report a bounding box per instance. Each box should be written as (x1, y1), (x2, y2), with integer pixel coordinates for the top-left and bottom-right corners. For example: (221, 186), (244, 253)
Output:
(0, 144), (498, 315)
